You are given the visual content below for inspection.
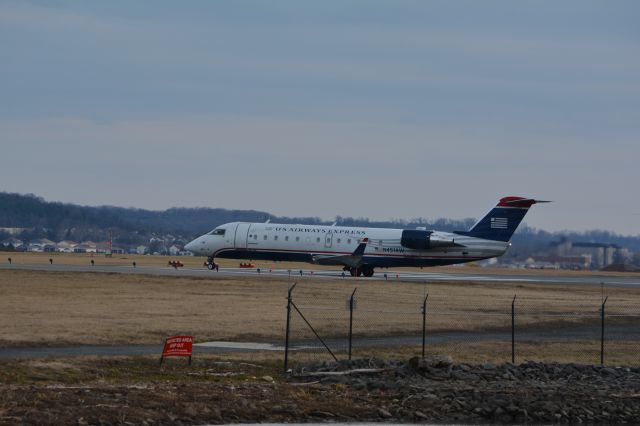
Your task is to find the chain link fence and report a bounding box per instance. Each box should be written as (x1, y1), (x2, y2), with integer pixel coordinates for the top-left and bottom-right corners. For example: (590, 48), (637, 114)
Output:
(283, 281), (640, 372)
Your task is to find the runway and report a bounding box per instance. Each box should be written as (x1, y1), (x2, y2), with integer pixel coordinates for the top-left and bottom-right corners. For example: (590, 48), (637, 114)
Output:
(1, 262), (639, 287)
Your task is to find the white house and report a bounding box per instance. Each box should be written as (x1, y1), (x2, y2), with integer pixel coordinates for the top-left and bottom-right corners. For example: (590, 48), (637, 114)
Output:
(74, 242), (97, 253)
(1, 237), (23, 248)
(28, 238), (55, 252)
(55, 240), (78, 253)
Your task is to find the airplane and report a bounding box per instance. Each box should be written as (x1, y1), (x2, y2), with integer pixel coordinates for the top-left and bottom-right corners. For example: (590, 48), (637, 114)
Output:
(184, 196), (548, 277)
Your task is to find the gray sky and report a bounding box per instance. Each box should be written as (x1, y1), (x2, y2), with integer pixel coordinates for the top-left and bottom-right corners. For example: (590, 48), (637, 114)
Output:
(1, 1), (639, 234)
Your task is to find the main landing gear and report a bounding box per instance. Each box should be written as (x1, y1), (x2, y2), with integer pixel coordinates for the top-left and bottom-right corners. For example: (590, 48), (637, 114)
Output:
(344, 265), (375, 277)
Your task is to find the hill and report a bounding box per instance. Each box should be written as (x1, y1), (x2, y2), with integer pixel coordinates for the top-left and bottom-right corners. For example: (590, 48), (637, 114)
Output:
(0, 192), (477, 245)
(0, 192), (639, 256)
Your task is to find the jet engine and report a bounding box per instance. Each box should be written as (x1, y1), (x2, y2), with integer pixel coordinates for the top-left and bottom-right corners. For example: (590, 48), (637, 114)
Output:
(400, 230), (461, 250)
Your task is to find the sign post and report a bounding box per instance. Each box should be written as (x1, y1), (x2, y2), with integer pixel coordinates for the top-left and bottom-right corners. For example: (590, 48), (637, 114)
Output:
(160, 335), (193, 365)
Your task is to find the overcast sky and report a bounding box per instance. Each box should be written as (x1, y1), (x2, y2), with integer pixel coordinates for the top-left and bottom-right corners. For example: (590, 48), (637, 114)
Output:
(1, 1), (638, 234)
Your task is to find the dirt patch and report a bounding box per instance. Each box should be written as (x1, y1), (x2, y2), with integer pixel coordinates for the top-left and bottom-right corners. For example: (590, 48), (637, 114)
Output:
(0, 356), (639, 425)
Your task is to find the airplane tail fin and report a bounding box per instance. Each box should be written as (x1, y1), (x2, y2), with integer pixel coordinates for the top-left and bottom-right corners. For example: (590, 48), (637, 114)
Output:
(460, 197), (549, 242)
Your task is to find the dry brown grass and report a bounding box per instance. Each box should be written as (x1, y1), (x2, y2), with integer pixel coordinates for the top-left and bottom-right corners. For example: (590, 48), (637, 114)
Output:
(285, 340), (639, 366)
(347, 340), (640, 366)
(0, 268), (638, 347)
(0, 270), (292, 346)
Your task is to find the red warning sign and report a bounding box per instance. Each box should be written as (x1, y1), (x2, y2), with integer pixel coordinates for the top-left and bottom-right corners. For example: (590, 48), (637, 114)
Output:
(160, 335), (193, 364)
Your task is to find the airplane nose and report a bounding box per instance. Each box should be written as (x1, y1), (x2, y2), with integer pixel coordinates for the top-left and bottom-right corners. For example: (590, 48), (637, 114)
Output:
(184, 239), (196, 252)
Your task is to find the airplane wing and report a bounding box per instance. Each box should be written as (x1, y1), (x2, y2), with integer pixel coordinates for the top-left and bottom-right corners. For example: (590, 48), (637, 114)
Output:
(311, 238), (368, 268)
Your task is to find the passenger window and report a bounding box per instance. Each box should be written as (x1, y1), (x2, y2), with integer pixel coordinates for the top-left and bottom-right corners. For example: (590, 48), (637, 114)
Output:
(274, 236), (278, 241)
(253, 234), (257, 240)
(348, 239), (351, 244)
(296, 236), (300, 242)
(263, 235), (267, 240)
(285, 236), (289, 241)
(316, 237), (320, 243)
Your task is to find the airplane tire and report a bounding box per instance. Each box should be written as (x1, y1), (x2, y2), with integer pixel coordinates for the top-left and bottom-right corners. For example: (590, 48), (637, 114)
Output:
(207, 263), (215, 270)
(362, 267), (374, 277)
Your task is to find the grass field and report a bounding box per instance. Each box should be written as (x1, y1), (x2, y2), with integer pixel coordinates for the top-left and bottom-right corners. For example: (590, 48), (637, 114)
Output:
(0, 265), (638, 349)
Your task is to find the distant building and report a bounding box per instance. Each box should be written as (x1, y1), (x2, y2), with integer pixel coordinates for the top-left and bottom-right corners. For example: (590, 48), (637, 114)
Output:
(526, 255), (590, 270)
(553, 239), (620, 269)
(28, 238), (55, 252)
(74, 242), (97, 253)
(55, 240), (78, 253)
(136, 245), (148, 255)
(96, 242), (109, 254)
(617, 248), (634, 264)
(524, 257), (559, 270)
(169, 245), (181, 256)
(1, 237), (23, 248)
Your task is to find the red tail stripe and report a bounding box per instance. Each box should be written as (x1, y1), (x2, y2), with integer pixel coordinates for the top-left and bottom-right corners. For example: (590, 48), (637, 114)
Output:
(497, 196), (537, 208)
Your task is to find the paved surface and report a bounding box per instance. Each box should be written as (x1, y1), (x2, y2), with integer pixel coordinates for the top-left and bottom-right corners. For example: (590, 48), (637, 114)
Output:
(1, 262), (639, 287)
(2, 324), (638, 359)
(0, 343), (281, 359)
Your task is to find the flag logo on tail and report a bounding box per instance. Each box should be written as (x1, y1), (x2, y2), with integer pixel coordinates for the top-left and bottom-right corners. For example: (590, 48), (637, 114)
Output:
(491, 217), (508, 229)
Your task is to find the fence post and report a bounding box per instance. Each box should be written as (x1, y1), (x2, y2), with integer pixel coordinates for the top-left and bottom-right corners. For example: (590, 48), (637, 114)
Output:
(348, 288), (357, 360)
(422, 294), (429, 358)
(601, 296), (608, 366)
(511, 294), (517, 364)
(284, 283), (297, 373)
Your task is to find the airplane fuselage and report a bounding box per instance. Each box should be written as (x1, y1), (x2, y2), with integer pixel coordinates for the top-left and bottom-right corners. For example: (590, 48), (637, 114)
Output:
(185, 221), (508, 269)
(185, 197), (545, 276)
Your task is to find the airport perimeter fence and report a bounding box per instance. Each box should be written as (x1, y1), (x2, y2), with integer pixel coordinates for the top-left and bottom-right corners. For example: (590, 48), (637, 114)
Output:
(282, 282), (640, 372)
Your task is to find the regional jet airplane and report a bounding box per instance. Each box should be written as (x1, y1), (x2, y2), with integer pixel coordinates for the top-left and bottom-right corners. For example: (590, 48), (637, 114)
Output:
(184, 196), (547, 277)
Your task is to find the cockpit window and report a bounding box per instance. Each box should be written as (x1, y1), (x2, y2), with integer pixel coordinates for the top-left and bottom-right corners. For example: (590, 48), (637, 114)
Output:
(208, 229), (225, 236)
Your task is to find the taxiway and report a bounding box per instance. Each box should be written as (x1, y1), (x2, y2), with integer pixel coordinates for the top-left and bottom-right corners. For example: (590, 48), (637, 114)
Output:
(1, 262), (638, 287)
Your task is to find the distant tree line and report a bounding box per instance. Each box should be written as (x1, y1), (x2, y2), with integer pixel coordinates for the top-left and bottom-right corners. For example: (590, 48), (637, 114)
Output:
(1, 192), (639, 257)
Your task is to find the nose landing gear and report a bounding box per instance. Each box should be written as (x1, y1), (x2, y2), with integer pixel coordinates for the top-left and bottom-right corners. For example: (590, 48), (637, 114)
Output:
(205, 256), (219, 271)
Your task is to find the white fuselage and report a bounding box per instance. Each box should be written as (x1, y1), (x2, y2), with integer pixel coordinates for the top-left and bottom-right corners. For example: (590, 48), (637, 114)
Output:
(185, 222), (509, 269)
